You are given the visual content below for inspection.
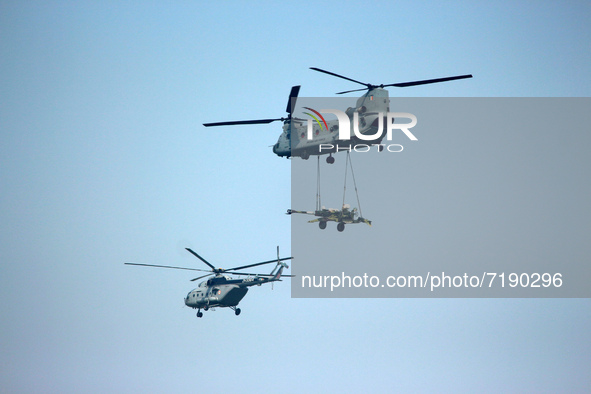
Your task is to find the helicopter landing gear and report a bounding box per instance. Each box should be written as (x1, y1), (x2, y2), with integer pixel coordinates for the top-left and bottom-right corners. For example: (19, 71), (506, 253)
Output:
(197, 310), (203, 318)
(230, 306), (241, 316)
(378, 144), (384, 152)
(326, 154), (335, 164)
(319, 221), (327, 230)
(337, 222), (345, 232)
(301, 151), (310, 160)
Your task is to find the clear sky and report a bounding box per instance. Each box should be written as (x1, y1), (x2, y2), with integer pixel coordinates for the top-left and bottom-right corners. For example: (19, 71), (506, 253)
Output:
(1, 1), (590, 392)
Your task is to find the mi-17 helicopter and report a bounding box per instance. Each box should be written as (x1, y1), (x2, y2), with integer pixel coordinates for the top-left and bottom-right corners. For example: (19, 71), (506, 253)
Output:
(287, 205), (371, 232)
(203, 67), (472, 163)
(125, 247), (293, 317)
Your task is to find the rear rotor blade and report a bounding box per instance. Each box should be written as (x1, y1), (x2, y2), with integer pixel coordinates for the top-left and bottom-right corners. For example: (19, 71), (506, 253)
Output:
(285, 86), (301, 115)
(203, 118), (284, 127)
(336, 87), (372, 95)
(310, 67), (368, 87)
(185, 248), (216, 270)
(386, 74), (473, 88)
(124, 262), (210, 272)
(226, 257), (293, 272)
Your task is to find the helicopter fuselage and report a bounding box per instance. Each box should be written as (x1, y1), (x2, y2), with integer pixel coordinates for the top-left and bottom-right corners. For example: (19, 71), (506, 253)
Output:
(184, 273), (280, 310)
(184, 276), (252, 309)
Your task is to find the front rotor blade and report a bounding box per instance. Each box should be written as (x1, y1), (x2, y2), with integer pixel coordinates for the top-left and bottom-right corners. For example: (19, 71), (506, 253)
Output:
(226, 257), (294, 272)
(203, 118), (283, 127)
(386, 74), (473, 88)
(124, 262), (210, 272)
(185, 248), (216, 270)
(310, 67), (368, 87)
(285, 85), (301, 115)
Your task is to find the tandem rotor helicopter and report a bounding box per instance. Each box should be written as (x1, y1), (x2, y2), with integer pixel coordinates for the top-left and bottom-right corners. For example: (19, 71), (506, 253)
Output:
(125, 247), (293, 317)
(203, 67), (472, 163)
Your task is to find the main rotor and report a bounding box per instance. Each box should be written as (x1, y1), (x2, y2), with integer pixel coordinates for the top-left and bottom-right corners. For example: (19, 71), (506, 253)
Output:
(125, 247), (293, 282)
(310, 67), (472, 94)
(202, 68), (472, 129)
(202, 86), (300, 127)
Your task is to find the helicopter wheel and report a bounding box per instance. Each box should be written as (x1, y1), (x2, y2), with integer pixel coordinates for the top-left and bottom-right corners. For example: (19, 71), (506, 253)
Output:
(235, 308), (241, 316)
(337, 222), (345, 232)
(197, 310), (203, 318)
(326, 155), (335, 164)
(204, 306), (209, 311)
(319, 221), (327, 230)
(378, 144), (384, 152)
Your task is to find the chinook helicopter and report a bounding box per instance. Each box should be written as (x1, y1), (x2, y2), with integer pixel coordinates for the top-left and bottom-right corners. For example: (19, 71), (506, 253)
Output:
(125, 247), (293, 317)
(203, 67), (472, 163)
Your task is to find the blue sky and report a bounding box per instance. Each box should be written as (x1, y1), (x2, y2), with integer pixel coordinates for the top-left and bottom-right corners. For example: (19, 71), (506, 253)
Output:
(1, 1), (590, 392)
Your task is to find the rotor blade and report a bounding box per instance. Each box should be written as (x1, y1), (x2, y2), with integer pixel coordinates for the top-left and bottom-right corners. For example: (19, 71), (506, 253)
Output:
(124, 262), (210, 272)
(226, 257), (293, 272)
(190, 273), (214, 282)
(223, 272), (295, 278)
(285, 85), (301, 115)
(223, 271), (272, 276)
(310, 67), (368, 87)
(336, 87), (371, 95)
(203, 118), (284, 127)
(385, 74), (473, 88)
(185, 248), (216, 270)
(248, 274), (295, 277)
